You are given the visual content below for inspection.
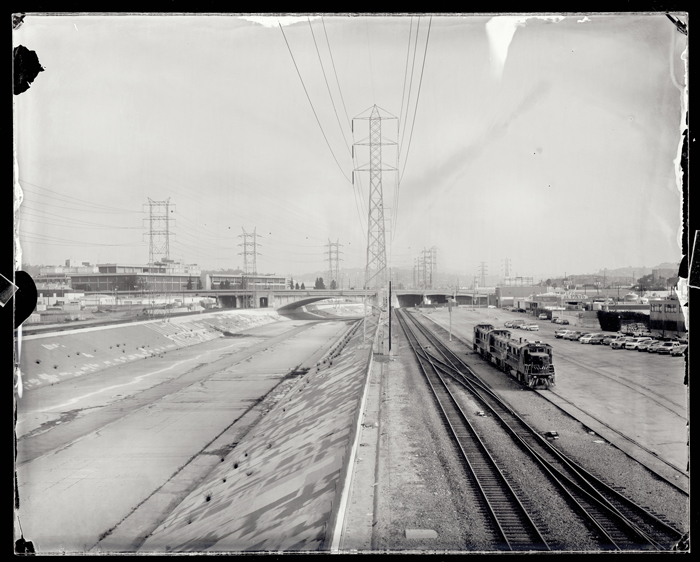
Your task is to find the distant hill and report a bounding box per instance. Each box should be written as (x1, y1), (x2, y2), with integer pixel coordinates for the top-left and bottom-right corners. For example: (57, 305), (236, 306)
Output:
(593, 261), (679, 278)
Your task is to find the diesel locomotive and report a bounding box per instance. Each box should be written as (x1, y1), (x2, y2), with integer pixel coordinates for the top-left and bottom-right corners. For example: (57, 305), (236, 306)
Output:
(473, 323), (556, 389)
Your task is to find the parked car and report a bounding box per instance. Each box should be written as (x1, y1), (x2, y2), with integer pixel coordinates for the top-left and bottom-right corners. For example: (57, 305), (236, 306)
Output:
(555, 329), (572, 338)
(611, 337), (635, 349)
(625, 337), (653, 350)
(602, 334), (624, 345)
(589, 334), (609, 345)
(636, 339), (659, 352)
(504, 321), (514, 328)
(488, 305), (496, 309)
(646, 341), (667, 353)
(656, 341), (682, 355)
(551, 317), (560, 323)
(555, 318), (570, 325)
(565, 331), (584, 341)
(525, 323), (540, 331)
(511, 320), (526, 329)
(538, 313), (548, 320)
(670, 344), (688, 357)
(579, 333), (601, 344)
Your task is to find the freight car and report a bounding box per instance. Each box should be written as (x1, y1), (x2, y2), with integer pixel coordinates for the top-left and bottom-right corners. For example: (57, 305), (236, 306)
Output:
(473, 323), (556, 389)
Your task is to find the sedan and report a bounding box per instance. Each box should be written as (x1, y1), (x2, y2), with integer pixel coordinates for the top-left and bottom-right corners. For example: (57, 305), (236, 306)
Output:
(656, 341), (682, 355)
(555, 329), (571, 338)
(525, 324), (540, 331)
(579, 333), (600, 344)
(504, 321), (514, 328)
(611, 337), (635, 349)
(602, 334), (623, 345)
(646, 341), (667, 353)
(625, 337), (653, 350)
(538, 314), (548, 320)
(589, 334), (609, 345)
(636, 339), (659, 352)
(670, 344), (688, 357)
(565, 331), (584, 341)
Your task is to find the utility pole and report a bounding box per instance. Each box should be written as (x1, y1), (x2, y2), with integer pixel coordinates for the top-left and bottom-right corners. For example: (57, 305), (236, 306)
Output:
(238, 228), (261, 308)
(353, 105), (398, 292)
(142, 198), (175, 266)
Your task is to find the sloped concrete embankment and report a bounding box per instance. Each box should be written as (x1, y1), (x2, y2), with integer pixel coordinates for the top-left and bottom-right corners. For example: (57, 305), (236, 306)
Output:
(20, 310), (286, 391)
(139, 319), (377, 552)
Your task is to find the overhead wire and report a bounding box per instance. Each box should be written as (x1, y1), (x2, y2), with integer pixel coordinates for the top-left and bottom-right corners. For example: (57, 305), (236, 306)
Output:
(278, 21), (352, 184)
(18, 179), (141, 214)
(321, 16), (352, 128)
(400, 15), (432, 183)
(308, 17), (351, 154)
(309, 16), (368, 240)
(398, 17), (414, 143)
(399, 17), (421, 161)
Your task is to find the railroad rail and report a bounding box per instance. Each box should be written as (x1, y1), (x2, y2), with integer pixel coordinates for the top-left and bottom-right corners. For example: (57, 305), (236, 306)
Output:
(396, 309), (549, 551)
(397, 309), (686, 551)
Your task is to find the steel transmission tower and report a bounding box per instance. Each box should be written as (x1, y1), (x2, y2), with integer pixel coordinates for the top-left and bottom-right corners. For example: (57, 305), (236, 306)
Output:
(238, 227), (262, 288)
(142, 198), (175, 265)
(352, 105), (398, 290)
(479, 261), (488, 288)
(325, 239), (343, 289)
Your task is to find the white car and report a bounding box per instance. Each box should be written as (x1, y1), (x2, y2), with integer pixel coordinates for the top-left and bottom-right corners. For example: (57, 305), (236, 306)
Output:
(525, 323), (539, 331)
(538, 313), (548, 320)
(579, 333), (600, 344)
(624, 337), (653, 350)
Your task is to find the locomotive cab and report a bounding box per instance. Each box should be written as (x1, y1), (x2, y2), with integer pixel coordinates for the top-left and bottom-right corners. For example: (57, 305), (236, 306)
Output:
(522, 345), (555, 388)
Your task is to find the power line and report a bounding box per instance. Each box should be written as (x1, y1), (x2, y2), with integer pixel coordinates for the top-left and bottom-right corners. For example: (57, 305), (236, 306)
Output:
(278, 21), (351, 184)
(18, 179), (140, 213)
(321, 16), (352, 127)
(398, 17), (414, 148)
(399, 16), (421, 157)
(400, 15), (433, 183)
(20, 203), (140, 229)
(308, 17), (351, 154)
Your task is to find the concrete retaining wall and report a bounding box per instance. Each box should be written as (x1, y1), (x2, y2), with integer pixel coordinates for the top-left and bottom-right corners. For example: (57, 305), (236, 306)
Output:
(140, 320), (376, 552)
(20, 310), (286, 391)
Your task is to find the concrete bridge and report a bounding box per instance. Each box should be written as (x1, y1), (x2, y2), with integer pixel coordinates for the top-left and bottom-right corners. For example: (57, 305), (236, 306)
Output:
(190, 289), (492, 311)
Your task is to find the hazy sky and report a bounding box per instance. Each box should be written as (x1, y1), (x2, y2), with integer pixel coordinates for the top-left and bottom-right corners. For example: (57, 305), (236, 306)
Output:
(14, 13), (687, 279)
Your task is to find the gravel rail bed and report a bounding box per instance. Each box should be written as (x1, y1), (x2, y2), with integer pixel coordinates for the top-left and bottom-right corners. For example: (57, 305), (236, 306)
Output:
(417, 314), (689, 546)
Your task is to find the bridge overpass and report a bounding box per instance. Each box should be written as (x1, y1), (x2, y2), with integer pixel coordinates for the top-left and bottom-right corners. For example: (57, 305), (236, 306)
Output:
(184, 288), (493, 310)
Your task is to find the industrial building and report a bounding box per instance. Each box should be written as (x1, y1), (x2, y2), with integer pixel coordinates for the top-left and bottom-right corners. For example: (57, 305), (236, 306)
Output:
(649, 293), (686, 337)
(201, 273), (287, 291)
(67, 259), (201, 293)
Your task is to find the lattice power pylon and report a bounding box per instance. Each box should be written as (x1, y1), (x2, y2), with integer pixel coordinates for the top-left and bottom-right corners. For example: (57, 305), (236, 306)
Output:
(325, 239), (343, 289)
(430, 246), (438, 289)
(353, 105), (398, 291)
(238, 227), (262, 282)
(479, 261), (488, 288)
(142, 198), (176, 266)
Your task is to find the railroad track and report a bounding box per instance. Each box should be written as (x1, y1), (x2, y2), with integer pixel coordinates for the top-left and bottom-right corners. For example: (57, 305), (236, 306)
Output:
(396, 310), (549, 551)
(396, 309), (686, 551)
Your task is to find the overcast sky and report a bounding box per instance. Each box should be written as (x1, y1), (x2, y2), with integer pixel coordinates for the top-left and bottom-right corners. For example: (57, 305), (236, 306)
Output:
(14, 13), (687, 280)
